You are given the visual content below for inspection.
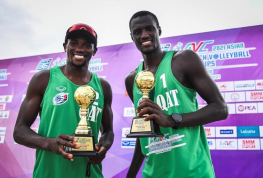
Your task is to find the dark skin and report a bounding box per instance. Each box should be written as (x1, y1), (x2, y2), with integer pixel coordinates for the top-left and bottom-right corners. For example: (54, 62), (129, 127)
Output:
(13, 35), (114, 164)
(126, 15), (228, 178)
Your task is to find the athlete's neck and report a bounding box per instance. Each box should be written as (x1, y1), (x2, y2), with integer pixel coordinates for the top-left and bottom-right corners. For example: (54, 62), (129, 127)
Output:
(61, 65), (92, 85)
(142, 49), (165, 74)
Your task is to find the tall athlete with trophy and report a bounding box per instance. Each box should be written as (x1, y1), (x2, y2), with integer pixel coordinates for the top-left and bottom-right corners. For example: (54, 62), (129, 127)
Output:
(125, 11), (228, 178)
(14, 24), (114, 178)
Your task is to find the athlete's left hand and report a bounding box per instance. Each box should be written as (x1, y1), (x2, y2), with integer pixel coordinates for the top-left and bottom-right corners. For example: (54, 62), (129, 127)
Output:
(87, 143), (107, 164)
(137, 99), (174, 128)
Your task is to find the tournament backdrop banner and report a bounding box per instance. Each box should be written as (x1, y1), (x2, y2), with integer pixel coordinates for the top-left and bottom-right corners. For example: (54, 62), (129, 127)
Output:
(0, 25), (263, 178)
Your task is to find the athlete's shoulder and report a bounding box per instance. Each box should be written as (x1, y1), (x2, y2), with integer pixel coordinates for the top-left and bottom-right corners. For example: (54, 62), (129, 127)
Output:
(173, 49), (200, 61)
(99, 77), (112, 102)
(99, 77), (111, 88)
(28, 70), (50, 96)
(125, 68), (137, 84)
(99, 77), (112, 92)
(32, 70), (50, 84)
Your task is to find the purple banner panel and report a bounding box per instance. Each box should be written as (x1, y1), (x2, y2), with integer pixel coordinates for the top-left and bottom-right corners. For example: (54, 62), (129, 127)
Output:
(0, 25), (263, 178)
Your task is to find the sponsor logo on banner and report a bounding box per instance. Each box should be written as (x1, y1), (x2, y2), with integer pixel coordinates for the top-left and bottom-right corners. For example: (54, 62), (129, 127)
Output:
(173, 42), (183, 51)
(207, 139), (216, 150)
(0, 95), (13, 103)
(0, 69), (11, 81)
(51, 57), (67, 67)
(261, 139), (263, 150)
(258, 103), (263, 113)
(124, 107), (135, 117)
(53, 93), (69, 105)
(246, 91), (263, 101)
(0, 135), (5, 143)
(256, 80), (263, 90)
(234, 80), (255, 91)
(238, 139), (260, 150)
(236, 103), (257, 114)
(204, 127), (215, 137)
(184, 40), (214, 52)
(170, 41), (256, 80)
(237, 126), (259, 137)
(260, 126), (263, 137)
(0, 103), (6, 110)
(216, 127), (237, 137)
(227, 104), (236, 114)
(0, 111), (9, 119)
(0, 127), (6, 135)
(216, 81), (234, 91)
(31, 58), (67, 73)
(36, 58), (53, 71)
(210, 74), (221, 80)
(122, 127), (131, 137)
(216, 139), (237, 150)
(121, 138), (136, 148)
(88, 58), (108, 73)
(224, 92), (245, 102)
(161, 43), (171, 51)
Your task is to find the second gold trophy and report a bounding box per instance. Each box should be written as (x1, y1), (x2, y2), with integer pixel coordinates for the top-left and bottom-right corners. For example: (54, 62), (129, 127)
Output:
(126, 70), (163, 138)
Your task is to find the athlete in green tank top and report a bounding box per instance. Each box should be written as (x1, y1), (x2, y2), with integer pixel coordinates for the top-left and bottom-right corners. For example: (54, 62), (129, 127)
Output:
(14, 24), (114, 178)
(133, 51), (215, 178)
(33, 66), (104, 178)
(126, 11), (228, 178)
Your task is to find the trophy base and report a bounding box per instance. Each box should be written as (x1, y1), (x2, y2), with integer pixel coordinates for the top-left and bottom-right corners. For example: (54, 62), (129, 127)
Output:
(126, 132), (164, 138)
(65, 134), (98, 157)
(126, 116), (164, 138)
(70, 151), (98, 157)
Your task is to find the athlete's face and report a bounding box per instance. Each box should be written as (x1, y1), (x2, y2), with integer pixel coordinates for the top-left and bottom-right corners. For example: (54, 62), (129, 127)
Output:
(130, 15), (161, 55)
(63, 35), (97, 68)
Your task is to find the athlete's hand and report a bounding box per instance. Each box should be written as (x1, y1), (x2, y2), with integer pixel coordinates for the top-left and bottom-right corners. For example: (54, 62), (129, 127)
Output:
(47, 134), (79, 161)
(88, 143), (107, 164)
(137, 99), (174, 128)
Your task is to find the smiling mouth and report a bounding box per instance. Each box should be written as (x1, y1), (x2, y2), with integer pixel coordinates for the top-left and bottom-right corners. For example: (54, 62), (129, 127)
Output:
(141, 41), (152, 46)
(74, 54), (85, 59)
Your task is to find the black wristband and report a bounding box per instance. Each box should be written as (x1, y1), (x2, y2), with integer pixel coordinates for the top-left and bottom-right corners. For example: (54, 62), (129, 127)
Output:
(171, 113), (182, 129)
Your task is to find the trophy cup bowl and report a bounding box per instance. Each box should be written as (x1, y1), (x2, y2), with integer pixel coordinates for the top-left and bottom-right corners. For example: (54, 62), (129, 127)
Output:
(126, 70), (163, 138)
(65, 85), (98, 156)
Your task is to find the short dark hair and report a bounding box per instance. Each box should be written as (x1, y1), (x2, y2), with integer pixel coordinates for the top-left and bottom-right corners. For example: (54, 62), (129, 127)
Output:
(129, 11), (160, 30)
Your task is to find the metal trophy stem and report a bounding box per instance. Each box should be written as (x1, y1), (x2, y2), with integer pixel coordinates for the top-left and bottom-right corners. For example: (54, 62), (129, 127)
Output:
(75, 108), (92, 135)
(126, 70), (163, 138)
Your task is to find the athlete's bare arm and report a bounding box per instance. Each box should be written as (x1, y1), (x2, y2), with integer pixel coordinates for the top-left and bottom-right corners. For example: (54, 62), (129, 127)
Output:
(172, 50), (228, 127)
(137, 50), (228, 128)
(125, 70), (145, 178)
(13, 70), (79, 161)
(88, 78), (114, 164)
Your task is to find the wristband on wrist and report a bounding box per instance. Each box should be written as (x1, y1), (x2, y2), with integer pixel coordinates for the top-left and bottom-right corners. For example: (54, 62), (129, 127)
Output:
(171, 113), (182, 129)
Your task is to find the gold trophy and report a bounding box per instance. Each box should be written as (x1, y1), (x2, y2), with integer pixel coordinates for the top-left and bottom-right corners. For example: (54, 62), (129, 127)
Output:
(65, 85), (98, 156)
(127, 70), (163, 138)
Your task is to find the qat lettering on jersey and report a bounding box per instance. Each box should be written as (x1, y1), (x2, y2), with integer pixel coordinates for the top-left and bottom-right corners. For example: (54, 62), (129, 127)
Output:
(156, 89), (179, 111)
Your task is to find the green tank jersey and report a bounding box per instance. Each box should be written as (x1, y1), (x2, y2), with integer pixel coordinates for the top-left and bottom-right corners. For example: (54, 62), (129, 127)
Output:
(133, 51), (215, 178)
(33, 66), (104, 178)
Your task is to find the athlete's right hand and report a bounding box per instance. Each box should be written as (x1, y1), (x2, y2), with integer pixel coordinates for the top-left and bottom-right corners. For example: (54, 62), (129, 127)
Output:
(47, 134), (80, 161)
